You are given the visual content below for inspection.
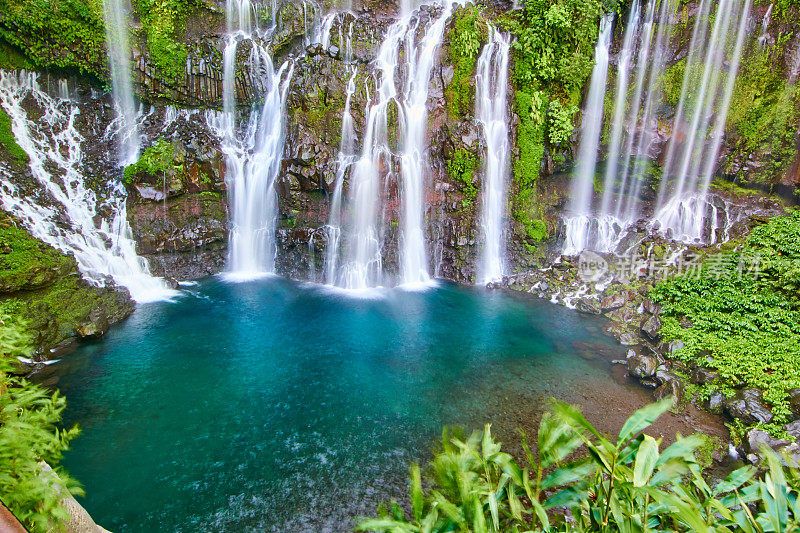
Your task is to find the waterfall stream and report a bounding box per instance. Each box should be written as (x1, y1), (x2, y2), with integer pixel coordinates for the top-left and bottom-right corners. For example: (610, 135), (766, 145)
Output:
(326, 1), (459, 289)
(101, 0), (140, 165)
(475, 28), (510, 284)
(652, 0), (751, 244)
(563, 14), (613, 255)
(212, 0), (296, 279)
(0, 71), (174, 303)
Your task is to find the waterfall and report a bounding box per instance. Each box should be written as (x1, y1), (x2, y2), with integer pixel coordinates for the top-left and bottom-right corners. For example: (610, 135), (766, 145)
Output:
(598, 0), (640, 219)
(562, 14), (613, 255)
(652, 0), (751, 244)
(398, 3), (455, 287)
(0, 71), (174, 302)
(324, 67), (358, 285)
(212, 0), (295, 279)
(598, 0), (673, 235)
(475, 28), (510, 284)
(327, 2), (458, 289)
(101, 0), (140, 165)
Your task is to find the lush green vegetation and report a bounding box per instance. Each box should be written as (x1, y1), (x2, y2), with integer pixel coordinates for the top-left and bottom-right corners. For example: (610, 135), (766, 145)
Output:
(0, 0), (107, 78)
(0, 108), (28, 166)
(123, 139), (179, 185)
(651, 211), (800, 435)
(501, 0), (603, 252)
(133, 0), (196, 83)
(445, 6), (488, 119)
(0, 312), (81, 532)
(447, 148), (478, 208)
(726, 37), (800, 185)
(359, 399), (800, 532)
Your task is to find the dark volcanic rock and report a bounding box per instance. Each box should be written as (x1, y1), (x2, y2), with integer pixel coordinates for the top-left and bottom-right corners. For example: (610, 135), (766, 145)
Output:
(601, 292), (626, 311)
(576, 298), (601, 315)
(725, 388), (774, 425)
(628, 353), (659, 378)
(641, 314), (662, 341)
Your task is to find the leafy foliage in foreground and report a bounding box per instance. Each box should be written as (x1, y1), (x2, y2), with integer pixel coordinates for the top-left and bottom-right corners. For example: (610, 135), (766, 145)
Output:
(358, 399), (800, 532)
(0, 313), (81, 531)
(651, 211), (800, 432)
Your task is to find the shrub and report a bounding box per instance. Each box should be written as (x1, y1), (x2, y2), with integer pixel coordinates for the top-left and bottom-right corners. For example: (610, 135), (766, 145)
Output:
(0, 312), (81, 531)
(359, 399), (800, 532)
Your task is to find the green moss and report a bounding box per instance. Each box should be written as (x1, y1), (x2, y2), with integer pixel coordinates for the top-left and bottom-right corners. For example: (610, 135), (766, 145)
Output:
(726, 40), (800, 185)
(0, 214), (133, 351)
(123, 139), (179, 185)
(0, 218), (72, 293)
(0, 108), (28, 166)
(444, 6), (487, 119)
(134, 0), (197, 83)
(446, 148), (477, 206)
(0, 0), (107, 78)
(0, 40), (35, 71)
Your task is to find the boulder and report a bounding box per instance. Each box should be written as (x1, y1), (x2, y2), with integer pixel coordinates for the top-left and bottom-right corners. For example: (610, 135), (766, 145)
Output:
(576, 298), (601, 315)
(619, 331), (640, 346)
(707, 392), (725, 413)
(642, 298), (661, 316)
(665, 339), (685, 354)
(654, 378), (684, 405)
(628, 353), (659, 379)
(725, 388), (774, 425)
(746, 429), (789, 455)
(75, 308), (110, 339)
(641, 314), (662, 341)
(690, 367), (719, 385)
(789, 388), (800, 417)
(600, 292), (626, 311)
(786, 420), (800, 440)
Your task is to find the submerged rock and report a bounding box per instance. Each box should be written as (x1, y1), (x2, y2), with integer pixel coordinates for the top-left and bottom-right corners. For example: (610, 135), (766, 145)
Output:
(576, 298), (601, 315)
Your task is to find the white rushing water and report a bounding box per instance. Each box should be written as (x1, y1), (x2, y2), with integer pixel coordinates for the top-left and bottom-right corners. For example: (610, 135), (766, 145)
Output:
(562, 14), (613, 255)
(324, 67), (358, 285)
(327, 2), (457, 289)
(590, 0), (673, 252)
(398, 3), (455, 287)
(475, 28), (510, 284)
(0, 71), (174, 302)
(101, 0), (140, 165)
(652, 0), (751, 244)
(212, 0), (295, 279)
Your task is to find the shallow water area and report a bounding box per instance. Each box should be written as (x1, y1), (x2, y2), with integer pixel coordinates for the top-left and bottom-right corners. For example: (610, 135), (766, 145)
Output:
(54, 277), (714, 532)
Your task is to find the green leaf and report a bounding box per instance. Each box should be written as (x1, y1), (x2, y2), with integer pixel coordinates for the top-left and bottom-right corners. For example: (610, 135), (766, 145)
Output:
(617, 399), (673, 446)
(410, 463), (424, 522)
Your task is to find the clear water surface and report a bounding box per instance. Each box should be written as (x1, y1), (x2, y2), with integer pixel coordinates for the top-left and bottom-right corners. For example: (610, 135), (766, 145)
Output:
(55, 277), (628, 531)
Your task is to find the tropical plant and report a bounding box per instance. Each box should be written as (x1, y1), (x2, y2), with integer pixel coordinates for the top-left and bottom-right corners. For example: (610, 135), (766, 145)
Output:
(358, 399), (800, 532)
(0, 312), (81, 532)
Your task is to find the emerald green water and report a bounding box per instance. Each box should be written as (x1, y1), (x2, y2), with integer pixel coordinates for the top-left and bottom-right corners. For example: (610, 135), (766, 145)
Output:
(54, 278), (627, 531)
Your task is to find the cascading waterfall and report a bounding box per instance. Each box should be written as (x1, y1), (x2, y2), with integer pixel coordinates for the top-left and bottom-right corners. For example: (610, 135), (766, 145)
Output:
(590, 0), (674, 253)
(212, 0), (296, 279)
(562, 14), (613, 255)
(101, 0), (140, 165)
(652, 0), (751, 244)
(398, 3), (455, 287)
(326, 2), (457, 289)
(475, 28), (510, 284)
(0, 71), (174, 302)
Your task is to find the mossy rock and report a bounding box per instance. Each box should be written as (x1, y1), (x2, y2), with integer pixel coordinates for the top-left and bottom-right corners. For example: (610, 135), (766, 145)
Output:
(0, 213), (134, 355)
